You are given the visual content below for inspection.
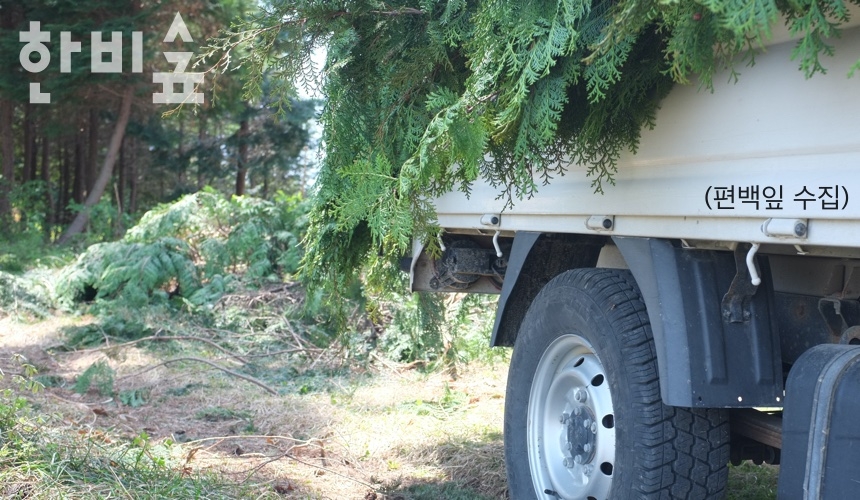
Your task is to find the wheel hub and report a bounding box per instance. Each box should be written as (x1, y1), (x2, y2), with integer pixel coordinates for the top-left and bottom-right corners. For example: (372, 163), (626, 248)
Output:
(527, 334), (615, 500)
(564, 403), (597, 465)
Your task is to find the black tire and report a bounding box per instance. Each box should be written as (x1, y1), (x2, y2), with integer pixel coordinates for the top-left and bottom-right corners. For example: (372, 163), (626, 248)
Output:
(504, 268), (730, 499)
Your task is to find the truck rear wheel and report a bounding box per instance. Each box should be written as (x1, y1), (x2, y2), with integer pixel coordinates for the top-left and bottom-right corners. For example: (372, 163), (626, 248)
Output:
(504, 268), (730, 499)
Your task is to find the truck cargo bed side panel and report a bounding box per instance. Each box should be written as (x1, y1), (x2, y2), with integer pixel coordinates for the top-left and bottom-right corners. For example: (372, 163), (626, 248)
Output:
(431, 28), (860, 251)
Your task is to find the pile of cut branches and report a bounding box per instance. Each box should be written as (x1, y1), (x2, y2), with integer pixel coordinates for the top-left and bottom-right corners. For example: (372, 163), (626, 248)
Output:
(56, 191), (307, 308)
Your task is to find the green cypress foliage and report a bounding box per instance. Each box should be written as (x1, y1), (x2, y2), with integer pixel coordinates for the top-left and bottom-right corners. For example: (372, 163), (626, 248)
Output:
(56, 191), (307, 308)
(212, 0), (860, 291)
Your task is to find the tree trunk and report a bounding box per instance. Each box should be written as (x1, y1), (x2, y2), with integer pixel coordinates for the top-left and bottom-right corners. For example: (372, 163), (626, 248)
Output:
(23, 103), (35, 183)
(129, 137), (138, 214)
(57, 87), (134, 245)
(41, 135), (54, 238)
(88, 108), (99, 193)
(118, 136), (125, 211)
(300, 153), (309, 198)
(235, 118), (249, 196)
(58, 143), (70, 223)
(73, 129), (85, 204)
(115, 137), (126, 237)
(197, 115), (207, 189)
(0, 100), (15, 225)
(0, 5), (20, 226)
(177, 117), (186, 187)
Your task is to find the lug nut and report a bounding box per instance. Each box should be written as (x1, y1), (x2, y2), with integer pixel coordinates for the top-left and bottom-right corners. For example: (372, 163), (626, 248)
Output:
(583, 419), (592, 429)
(583, 443), (592, 453)
(574, 455), (583, 464)
(566, 442), (573, 451)
(583, 464), (594, 476)
(574, 389), (588, 403)
(559, 413), (569, 424)
(591, 422), (598, 433)
(563, 458), (573, 468)
(573, 406), (582, 416)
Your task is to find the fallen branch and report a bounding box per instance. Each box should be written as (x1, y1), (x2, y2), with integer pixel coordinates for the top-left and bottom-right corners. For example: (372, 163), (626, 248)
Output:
(181, 434), (307, 447)
(286, 453), (378, 490)
(85, 334), (249, 365)
(238, 450), (380, 493)
(307, 341), (339, 371)
(241, 347), (322, 359)
(369, 352), (411, 379)
(282, 316), (312, 350)
(116, 357), (277, 395)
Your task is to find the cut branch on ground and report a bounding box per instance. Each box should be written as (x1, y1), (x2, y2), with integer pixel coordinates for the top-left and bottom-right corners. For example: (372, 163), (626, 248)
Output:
(116, 356), (277, 395)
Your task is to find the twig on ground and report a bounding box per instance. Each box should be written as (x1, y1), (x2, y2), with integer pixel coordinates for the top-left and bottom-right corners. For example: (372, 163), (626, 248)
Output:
(84, 334), (249, 365)
(115, 357), (277, 395)
(46, 391), (108, 408)
(286, 453), (379, 490)
(283, 437), (325, 456)
(181, 434), (307, 447)
(327, 428), (367, 478)
(283, 316), (312, 350)
(241, 347), (321, 359)
(307, 344), (335, 371)
(369, 352), (410, 379)
(107, 465), (136, 500)
(238, 449), (380, 493)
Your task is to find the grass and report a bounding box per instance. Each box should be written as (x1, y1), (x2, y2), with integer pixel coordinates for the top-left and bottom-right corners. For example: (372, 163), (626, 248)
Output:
(0, 365), (246, 499)
(0, 232), (76, 273)
(728, 462), (779, 499)
(380, 481), (499, 499)
(0, 330), (511, 499)
(0, 339), (783, 500)
(0, 429), (259, 498)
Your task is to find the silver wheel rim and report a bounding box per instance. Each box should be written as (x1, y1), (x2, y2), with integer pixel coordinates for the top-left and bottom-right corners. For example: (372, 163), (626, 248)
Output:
(527, 334), (616, 500)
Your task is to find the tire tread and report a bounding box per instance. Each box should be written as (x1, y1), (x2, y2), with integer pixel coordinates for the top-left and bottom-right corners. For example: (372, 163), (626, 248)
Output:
(536, 268), (729, 499)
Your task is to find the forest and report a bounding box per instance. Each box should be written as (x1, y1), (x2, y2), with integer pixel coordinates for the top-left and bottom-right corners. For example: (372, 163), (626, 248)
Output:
(0, 0), (317, 248)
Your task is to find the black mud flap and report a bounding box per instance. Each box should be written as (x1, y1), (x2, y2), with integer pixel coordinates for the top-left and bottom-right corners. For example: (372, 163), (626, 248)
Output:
(778, 344), (860, 499)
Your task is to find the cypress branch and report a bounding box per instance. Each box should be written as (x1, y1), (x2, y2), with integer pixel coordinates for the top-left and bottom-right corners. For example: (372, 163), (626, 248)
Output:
(206, 0), (860, 293)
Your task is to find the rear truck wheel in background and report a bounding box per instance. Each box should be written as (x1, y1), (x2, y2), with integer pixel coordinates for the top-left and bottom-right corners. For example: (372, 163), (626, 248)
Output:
(504, 268), (731, 499)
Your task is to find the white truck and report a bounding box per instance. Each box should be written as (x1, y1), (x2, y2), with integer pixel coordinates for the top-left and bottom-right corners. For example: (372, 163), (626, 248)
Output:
(407, 21), (860, 500)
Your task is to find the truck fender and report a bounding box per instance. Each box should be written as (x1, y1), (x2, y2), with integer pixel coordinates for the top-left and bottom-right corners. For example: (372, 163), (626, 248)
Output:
(490, 232), (603, 347)
(613, 236), (783, 408)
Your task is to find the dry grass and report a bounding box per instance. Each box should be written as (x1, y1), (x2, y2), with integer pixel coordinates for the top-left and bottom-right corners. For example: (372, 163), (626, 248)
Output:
(0, 317), (508, 499)
(0, 316), (780, 499)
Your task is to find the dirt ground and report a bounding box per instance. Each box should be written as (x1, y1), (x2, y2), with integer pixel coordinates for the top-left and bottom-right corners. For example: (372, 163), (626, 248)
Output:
(0, 315), (780, 499)
(0, 316), (510, 499)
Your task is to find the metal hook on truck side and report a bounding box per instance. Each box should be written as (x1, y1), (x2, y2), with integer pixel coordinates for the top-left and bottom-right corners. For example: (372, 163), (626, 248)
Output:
(747, 243), (761, 286)
(493, 230), (503, 258)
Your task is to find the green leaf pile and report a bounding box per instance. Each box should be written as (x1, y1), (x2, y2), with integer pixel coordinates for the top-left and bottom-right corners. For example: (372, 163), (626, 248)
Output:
(57, 191), (308, 308)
